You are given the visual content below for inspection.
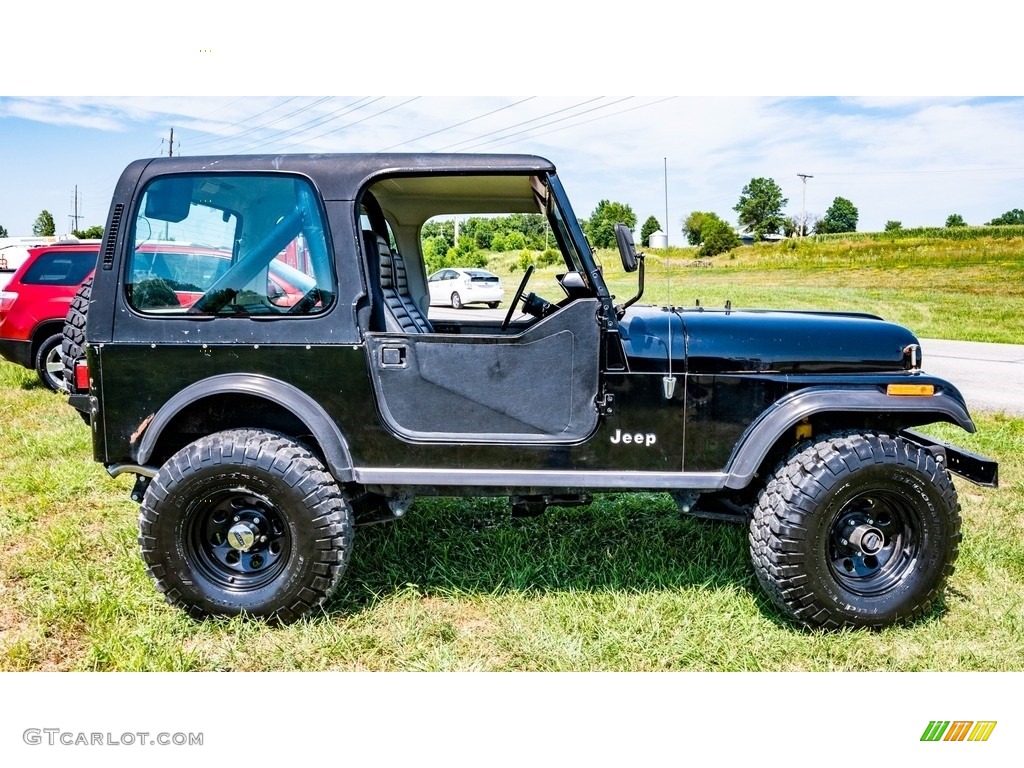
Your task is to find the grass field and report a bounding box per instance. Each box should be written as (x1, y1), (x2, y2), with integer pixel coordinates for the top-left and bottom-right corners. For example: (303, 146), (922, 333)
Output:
(498, 232), (1024, 344)
(1, 235), (1022, 671)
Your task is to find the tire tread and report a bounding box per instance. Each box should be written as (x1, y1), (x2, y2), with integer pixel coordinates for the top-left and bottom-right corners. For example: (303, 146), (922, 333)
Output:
(749, 430), (961, 630)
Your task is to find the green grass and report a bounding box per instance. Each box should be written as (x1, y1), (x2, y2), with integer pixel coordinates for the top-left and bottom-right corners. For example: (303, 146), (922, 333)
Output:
(493, 233), (1024, 344)
(2, 233), (1021, 670)
(1, 359), (1021, 671)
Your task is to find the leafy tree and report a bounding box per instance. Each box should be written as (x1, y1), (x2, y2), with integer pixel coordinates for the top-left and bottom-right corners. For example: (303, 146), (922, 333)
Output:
(468, 218), (494, 249)
(490, 232), (508, 252)
(817, 196), (859, 234)
(683, 211), (717, 246)
(33, 209), (56, 237)
(640, 215), (661, 246)
(585, 199), (637, 249)
(421, 219), (455, 252)
(73, 225), (105, 239)
(505, 231), (527, 251)
(698, 216), (741, 257)
(987, 208), (1024, 225)
(734, 178), (788, 240)
(884, 220), (903, 232)
(0, 224), (8, 237)
(945, 213), (966, 227)
(423, 236), (451, 272)
(538, 248), (562, 267)
(512, 250), (534, 272)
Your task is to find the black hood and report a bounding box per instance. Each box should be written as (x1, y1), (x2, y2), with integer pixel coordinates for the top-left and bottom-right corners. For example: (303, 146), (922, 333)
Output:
(621, 305), (920, 374)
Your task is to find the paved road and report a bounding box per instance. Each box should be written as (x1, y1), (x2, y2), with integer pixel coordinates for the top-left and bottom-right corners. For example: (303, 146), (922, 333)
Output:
(428, 309), (1023, 415)
(920, 339), (1024, 415)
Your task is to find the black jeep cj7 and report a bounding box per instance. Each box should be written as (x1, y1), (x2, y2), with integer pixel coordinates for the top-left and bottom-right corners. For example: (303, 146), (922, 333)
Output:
(65, 153), (998, 629)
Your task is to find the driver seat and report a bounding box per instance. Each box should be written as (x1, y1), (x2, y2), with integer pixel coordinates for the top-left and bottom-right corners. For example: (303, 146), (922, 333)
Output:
(366, 232), (433, 333)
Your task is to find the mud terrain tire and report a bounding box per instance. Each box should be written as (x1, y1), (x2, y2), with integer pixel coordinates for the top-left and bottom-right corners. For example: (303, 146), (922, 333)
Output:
(749, 431), (961, 629)
(138, 429), (354, 623)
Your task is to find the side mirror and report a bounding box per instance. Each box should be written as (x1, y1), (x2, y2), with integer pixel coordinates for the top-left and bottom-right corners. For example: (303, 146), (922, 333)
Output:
(614, 223), (638, 273)
(614, 223), (645, 318)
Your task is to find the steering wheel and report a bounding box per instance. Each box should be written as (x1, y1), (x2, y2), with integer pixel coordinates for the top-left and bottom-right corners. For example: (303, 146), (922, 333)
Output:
(501, 264), (534, 331)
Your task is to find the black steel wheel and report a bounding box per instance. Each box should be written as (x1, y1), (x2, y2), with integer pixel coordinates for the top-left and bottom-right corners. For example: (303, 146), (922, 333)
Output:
(138, 429), (354, 622)
(750, 431), (961, 629)
(34, 333), (65, 391)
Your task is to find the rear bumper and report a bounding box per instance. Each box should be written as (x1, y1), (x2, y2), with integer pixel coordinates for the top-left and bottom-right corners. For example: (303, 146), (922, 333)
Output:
(0, 337), (32, 368)
(902, 429), (999, 487)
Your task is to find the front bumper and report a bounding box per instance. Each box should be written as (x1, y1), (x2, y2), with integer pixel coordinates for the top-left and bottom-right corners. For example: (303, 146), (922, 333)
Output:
(902, 429), (999, 487)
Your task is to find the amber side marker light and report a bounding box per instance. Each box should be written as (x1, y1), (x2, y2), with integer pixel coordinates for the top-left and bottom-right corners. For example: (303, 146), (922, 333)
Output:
(887, 383), (935, 396)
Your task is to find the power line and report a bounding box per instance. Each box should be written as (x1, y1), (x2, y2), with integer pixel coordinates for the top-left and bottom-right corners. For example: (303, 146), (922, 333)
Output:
(181, 97), (302, 150)
(184, 97), (334, 152)
(229, 97), (384, 153)
(377, 97), (537, 151)
(272, 97), (422, 152)
(481, 96), (676, 151)
(430, 97), (609, 152)
(450, 97), (636, 153)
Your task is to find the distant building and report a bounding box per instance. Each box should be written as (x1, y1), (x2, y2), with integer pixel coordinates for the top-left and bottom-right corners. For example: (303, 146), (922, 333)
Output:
(737, 232), (787, 245)
(647, 229), (668, 248)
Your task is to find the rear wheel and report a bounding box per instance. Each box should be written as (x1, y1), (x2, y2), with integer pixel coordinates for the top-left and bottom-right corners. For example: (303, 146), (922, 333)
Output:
(487, 301), (500, 309)
(451, 291), (463, 309)
(34, 333), (65, 391)
(61, 276), (92, 389)
(138, 429), (354, 622)
(749, 431), (961, 629)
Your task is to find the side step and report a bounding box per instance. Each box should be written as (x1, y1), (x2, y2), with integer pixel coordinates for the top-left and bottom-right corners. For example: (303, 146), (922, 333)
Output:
(510, 494), (593, 517)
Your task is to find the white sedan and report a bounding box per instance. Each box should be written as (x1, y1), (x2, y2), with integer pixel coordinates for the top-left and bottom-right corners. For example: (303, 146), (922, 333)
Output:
(427, 268), (504, 309)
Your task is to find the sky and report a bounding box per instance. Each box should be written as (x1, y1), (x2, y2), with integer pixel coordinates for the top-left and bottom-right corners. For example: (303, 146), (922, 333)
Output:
(3, 3), (1022, 244)
(3, 94), (1023, 243)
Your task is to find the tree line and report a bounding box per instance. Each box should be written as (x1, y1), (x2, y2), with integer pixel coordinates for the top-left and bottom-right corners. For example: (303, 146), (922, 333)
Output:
(0, 209), (104, 240)
(6, 197), (1023, 261)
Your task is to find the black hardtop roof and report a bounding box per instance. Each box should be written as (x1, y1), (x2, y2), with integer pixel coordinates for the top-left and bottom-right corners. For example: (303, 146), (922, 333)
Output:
(127, 153), (557, 201)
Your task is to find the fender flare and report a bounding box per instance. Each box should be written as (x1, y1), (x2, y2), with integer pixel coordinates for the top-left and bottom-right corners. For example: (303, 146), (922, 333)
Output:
(134, 373), (355, 482)
(723, 386), (975, 489)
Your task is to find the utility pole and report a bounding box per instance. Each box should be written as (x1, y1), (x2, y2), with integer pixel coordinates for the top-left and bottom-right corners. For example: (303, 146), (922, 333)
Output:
(797, 173), (813, 236)
(163, 127), (177, 157)
(69, 185), (82, 233)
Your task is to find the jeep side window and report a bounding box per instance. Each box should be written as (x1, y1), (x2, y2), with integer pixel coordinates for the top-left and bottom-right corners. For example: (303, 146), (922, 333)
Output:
(126, 173), (334, 316)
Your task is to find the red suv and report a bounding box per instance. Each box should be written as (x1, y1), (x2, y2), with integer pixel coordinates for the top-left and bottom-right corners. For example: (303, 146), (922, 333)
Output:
(0, 242), (99, 390)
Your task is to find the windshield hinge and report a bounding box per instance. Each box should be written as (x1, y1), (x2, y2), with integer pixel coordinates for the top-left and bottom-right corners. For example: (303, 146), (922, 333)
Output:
(595, 389), (615, 416)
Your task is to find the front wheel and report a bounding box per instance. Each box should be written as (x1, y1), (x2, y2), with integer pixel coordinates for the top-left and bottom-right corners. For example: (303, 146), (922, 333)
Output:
(749, 431), (961, 629)
(138, 429), (354, 622)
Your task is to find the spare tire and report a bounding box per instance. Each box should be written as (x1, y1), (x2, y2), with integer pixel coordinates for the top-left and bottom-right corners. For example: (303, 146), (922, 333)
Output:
(61, 276), (92, 394)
